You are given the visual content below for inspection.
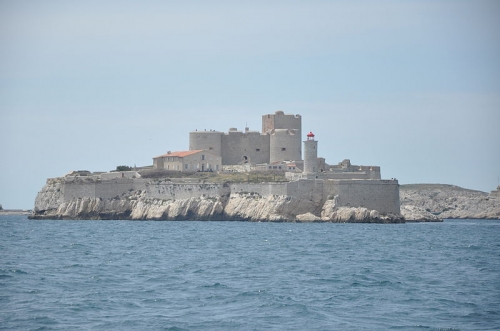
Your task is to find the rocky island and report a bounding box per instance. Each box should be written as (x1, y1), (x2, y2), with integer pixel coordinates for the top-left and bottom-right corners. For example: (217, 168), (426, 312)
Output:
(29, 111), (499, 223)
(30, 111), (405, 223)
(400, 184), (500, 221)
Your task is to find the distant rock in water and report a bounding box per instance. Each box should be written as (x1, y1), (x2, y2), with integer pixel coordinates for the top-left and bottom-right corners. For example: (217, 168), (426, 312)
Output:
(400, 184), (500, 220)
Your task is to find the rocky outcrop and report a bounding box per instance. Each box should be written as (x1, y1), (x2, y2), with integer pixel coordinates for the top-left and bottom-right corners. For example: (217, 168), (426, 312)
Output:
(400, 184), (500, 220)
(32, 178), (499, 222)
(30, 179), (403, 223)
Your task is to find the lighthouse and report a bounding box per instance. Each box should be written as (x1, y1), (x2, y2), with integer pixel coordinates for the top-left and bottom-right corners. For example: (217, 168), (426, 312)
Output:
(303, 131), (318, 175)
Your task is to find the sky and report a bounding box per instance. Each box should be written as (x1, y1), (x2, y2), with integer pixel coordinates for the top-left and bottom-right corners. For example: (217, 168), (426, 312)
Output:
(1, 0), (499, 209)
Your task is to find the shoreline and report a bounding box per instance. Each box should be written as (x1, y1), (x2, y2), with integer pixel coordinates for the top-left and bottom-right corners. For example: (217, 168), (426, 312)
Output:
(0, 210), (32, 216)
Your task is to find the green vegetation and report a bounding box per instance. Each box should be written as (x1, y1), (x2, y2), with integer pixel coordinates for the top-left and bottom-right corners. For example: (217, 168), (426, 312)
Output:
(116, 165), (133, 171)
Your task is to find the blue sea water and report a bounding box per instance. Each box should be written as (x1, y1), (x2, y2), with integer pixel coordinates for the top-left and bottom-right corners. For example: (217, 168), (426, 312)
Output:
(1, 216), (499, 331)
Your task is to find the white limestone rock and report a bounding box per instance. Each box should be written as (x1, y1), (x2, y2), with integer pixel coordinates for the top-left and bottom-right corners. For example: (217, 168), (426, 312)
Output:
(33, 179), (64, 213)
(400, 205), (440, 222)
(400, 184), (500, 220)
(296, 212), (321, 222)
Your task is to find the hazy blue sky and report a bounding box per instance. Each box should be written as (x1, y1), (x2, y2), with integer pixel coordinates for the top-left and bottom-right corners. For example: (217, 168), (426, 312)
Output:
(1, 1), (499, 209)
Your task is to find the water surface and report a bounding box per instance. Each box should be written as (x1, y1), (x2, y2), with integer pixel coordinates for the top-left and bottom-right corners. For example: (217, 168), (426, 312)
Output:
(1, 216), (499, 330)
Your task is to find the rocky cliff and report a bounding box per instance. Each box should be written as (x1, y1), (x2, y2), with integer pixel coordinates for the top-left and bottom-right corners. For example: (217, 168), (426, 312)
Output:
(32, 178), (498, 222)
(400, 184), (499, 220)
(30, 178), (403, 223)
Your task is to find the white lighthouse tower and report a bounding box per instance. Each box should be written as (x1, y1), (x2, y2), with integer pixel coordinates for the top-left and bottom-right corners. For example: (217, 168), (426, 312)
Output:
(303, 131), (318, 177)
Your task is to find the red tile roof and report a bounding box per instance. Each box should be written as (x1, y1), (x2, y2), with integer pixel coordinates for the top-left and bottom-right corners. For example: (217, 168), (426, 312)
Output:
(154, 150), (204, 159)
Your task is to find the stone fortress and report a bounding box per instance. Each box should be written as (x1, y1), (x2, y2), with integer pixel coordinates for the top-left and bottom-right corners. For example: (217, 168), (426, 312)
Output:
(154, 110), (381, 180)
(31, 110), (402, 222)
(190, 111), (303, 166)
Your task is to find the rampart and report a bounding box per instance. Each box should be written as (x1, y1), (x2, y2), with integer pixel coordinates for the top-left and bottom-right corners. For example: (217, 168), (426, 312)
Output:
(146, 181), (230, 200)
(230, 182), (288, 196)
(45, 174), (400, 219)
(62, 177), (147, 201)
(323, 179), (400, 215)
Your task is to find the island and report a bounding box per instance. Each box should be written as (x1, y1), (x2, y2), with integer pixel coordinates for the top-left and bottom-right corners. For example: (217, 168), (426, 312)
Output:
(29, 111), (499, 222)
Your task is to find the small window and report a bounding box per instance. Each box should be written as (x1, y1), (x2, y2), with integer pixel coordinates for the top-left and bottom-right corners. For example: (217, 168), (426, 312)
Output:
(201, 154), (205, 160)
(256, 148), (260, 152)
(281, 148), (286, 151)
(185, 164), (188, 170)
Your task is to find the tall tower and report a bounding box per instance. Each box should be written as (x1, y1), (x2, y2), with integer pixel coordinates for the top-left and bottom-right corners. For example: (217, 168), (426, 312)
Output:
(303, 131), (318, 174)
(263, 110), (302, 162)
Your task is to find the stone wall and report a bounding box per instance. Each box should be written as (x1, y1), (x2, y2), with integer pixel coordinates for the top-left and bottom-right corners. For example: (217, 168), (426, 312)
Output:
(33, 174), (401, 221)
(230, 182), (288, 196)
(146, 181), (229, 200)
(62, 177), (147, 202)
(221, 130), (270, 165)
(100, 171), (140, 180)
(324, 179), (400, 215)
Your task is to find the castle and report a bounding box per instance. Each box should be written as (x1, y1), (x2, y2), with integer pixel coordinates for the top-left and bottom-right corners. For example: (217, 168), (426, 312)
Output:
(153, 110), (381, 181)
(32, 110), (401, 221)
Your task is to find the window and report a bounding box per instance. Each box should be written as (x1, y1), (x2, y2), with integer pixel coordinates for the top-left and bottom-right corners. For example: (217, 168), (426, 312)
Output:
(201, 154), (205, 160)
(185, 164), (188, 170)
(281, 147), (286, 151)
(256, 148), (260, 152)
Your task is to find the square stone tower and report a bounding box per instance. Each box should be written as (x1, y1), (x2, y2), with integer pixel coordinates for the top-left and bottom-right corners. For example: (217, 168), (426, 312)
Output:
(262, 110), (301, 137)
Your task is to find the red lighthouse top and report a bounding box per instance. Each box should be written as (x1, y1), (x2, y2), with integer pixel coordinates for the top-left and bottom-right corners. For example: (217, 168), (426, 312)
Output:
(307, 131), (315, 140)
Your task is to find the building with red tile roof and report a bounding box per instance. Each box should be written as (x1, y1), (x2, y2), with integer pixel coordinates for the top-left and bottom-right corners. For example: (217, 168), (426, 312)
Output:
(153, 150), (221, 172)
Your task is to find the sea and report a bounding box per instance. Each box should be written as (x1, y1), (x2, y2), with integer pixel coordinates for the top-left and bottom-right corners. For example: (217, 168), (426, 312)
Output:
(1, 215), (499, 331)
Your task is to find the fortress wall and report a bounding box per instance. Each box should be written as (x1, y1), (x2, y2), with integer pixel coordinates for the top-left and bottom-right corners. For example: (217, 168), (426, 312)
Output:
(146, 182), (229, 200)
(357, 166), (381, 179)
(230, 182), (288, 196)
(324, 179), (400, 215)
(269, 129), (301, 163)
(320, 172), (370, 180)
(286, 179), (324, 201)
(100, 172), (140, 180)
(221, 131), (270, 165)
(63, 181), (96, 201)
(189, 131), (223, 156)
(95, 179), (139, 200)
(62, 178), (147, 202)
